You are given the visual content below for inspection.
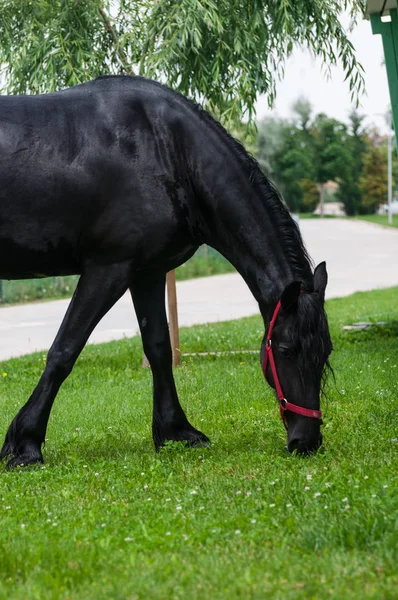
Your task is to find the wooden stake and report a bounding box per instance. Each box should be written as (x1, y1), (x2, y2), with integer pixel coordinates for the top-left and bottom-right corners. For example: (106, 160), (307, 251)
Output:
(142, 270), (180, 368)
(166, 270), (181, 366)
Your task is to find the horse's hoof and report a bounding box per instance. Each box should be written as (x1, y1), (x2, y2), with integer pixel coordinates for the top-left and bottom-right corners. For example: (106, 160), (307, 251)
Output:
(6, 452), (44, 470)
(1, 437), (44, 469)
(185, 434), (210, 448)
(154, 426), (210, 451)
(0, 440), (15, 460)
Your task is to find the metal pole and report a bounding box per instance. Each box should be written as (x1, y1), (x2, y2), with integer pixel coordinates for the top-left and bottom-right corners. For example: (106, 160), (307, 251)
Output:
(388, 111), (393, 225)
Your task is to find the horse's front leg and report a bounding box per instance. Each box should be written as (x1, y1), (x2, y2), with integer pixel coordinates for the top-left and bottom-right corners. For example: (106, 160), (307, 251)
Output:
(1, 262), (132, 468)
(131, 273), (209, 449)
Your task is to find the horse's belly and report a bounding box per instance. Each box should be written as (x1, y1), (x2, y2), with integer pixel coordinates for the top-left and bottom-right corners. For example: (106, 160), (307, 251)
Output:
(0, 233), (80, 279)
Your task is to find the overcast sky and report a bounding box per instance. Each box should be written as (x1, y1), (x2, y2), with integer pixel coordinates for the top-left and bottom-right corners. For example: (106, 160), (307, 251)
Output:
(255, 15), (390, 133)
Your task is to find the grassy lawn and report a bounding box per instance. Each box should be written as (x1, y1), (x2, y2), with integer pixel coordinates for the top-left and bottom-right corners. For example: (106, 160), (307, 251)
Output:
(0, 288), (397, 599)
(354, 215), (398, 229)
(298, 213), (337, 219)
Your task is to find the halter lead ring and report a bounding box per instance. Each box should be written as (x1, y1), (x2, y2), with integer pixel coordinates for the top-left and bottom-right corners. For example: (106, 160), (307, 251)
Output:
(262, 299), (323, 430)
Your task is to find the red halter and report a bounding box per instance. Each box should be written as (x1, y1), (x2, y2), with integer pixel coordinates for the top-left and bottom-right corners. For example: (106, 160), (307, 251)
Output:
(262, 299), (323, 430)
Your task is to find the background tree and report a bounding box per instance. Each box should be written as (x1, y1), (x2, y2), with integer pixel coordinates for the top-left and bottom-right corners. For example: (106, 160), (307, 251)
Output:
(291, 97), (313, 135)
(299, 178), (320, 213)
(310, 114), (351, 216)
(0, 1), (366, 125)
(336, 110), (368, 215)
(256, 117), (287, 178)
(359, 144), (388, 214)
(271, 122), (316, 213)
(256, 102), (352, 214)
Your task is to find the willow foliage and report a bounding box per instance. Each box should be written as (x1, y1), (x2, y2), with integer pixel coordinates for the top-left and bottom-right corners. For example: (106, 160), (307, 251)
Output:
(0, 1), (366, 123)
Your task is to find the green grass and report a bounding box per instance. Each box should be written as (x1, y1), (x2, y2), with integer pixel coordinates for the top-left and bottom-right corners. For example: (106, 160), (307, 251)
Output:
(298, 213), (337, 219)
(0, 287), (397, 599)
(0, 247), (234, 305)
(354, 214), (398, 228)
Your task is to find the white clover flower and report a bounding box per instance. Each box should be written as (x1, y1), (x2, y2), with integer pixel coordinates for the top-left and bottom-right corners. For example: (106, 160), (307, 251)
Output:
(286, 503), (292, 508)
(314, 492), (321, 498)
(304, 486), (310, 491)
(235, 530), (241, 535)
(124, 537), (133, 542)
(176, 505), (182, 511)
(251, 519), (256, 524)
(306, 474), (312, 481)
(344, 505), (350, 510)
(269, 503), (275, 508)
(190, 490), (198, 495)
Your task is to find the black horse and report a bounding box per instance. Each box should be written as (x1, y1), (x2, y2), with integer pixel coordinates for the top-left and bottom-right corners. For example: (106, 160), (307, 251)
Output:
(0, 75), (332, 468)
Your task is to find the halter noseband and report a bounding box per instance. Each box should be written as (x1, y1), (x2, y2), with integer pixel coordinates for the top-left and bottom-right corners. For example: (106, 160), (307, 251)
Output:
(262, 298), (323, 430)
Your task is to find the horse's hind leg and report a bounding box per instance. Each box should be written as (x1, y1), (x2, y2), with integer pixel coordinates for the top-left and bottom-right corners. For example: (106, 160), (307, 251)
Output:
(1, 262), (132, 468)
(130, 273), (209, 449)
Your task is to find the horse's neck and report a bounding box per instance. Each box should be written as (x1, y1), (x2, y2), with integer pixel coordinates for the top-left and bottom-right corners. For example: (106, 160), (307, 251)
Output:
(207, 219), (293, 318)
(192, 139), (311, 316)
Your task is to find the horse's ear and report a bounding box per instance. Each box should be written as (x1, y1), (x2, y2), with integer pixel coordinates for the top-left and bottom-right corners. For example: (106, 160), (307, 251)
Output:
(281, 281), (301, 311)
(314, 262), (328, 301)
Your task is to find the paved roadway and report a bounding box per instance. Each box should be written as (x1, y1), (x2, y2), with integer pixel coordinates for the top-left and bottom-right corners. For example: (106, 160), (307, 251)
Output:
(0, 219), (397, 360)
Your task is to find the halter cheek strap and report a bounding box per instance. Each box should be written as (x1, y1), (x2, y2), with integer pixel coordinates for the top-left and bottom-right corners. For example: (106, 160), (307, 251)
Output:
(262, 299), (323, 430)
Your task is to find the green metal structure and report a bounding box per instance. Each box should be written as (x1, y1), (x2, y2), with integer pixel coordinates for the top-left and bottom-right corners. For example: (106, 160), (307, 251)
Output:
(367, 1), (398, 145)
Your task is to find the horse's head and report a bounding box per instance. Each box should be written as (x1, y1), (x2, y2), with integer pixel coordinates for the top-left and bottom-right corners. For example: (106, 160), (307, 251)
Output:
(261, 262), (332, 455)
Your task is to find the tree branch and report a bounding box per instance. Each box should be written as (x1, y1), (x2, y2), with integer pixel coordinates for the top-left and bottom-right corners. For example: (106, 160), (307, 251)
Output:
(98, 4), (134, 75)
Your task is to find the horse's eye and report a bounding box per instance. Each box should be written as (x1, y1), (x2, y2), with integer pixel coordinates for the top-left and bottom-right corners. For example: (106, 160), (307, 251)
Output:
(279, 346), (293, 358)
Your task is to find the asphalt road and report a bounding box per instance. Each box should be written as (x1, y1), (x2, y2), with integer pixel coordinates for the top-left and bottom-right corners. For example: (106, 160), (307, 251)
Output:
(0, 219), (397, 361)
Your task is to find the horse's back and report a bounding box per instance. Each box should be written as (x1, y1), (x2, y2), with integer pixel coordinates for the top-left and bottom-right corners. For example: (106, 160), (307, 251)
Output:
(0, 77), (197, 279)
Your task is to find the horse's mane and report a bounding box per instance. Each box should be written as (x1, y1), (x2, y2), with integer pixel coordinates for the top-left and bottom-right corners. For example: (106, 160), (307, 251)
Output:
(193, 108), (314, 287)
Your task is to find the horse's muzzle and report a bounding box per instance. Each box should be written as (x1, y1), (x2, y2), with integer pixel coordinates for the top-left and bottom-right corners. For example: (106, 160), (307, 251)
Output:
(287, 432), (323, 455)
